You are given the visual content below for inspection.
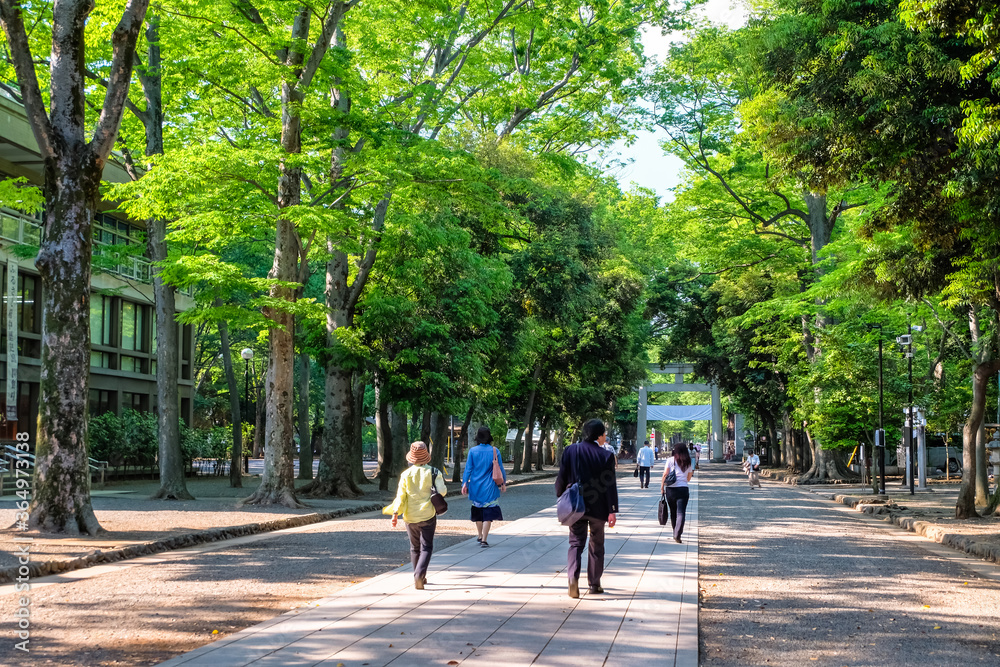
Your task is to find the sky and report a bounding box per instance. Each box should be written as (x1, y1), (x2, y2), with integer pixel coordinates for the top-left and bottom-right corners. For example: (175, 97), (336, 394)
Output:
(608, 1), (749, 201)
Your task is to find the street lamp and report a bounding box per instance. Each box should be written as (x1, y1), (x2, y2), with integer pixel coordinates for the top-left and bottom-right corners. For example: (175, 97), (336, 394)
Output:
(897, 322), (923, 495)
(869, 324), (887, 496)
(241, 348), (254, 473)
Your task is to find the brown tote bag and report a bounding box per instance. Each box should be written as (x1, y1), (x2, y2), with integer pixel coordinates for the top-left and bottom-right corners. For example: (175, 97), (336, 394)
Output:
(492, 447), (506, 489)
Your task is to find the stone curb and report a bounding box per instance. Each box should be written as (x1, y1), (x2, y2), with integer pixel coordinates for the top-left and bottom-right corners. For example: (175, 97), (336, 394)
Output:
(1, 472), (559, 585)
(829, 493), (1000, 566)
(759, 469), (858, 486)
(0, 502), (383, 585)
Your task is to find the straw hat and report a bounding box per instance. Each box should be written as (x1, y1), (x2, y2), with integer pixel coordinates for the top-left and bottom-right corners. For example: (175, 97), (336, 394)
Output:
(406, 441), (431, 465)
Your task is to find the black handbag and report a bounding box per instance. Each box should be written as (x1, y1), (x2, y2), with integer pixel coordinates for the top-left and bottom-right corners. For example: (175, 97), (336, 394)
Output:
(658, 492), (668, 526)
(430, 469), (448, 515)
(633, 465), (639, 478)
(664, 460), (677, 487)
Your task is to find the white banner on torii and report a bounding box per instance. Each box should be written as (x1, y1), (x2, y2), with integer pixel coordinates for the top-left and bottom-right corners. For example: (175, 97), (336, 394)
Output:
(645, 404), (713, 422)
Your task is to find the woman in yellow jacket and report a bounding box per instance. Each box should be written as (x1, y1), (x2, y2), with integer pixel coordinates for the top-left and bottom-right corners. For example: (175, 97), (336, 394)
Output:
(384, 441), (448, 589)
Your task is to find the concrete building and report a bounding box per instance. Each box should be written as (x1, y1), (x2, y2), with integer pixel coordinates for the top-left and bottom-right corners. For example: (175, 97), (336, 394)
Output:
(0, 91), (195, 445)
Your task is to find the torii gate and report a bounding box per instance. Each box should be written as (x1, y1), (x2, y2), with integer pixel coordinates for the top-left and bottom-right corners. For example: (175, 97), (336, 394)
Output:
(637, 363), (725, 462)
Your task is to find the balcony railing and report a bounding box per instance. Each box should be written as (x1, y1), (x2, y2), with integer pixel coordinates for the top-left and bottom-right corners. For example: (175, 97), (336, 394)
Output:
(1, 206), (151, 281)
(0, 206), (192, 296)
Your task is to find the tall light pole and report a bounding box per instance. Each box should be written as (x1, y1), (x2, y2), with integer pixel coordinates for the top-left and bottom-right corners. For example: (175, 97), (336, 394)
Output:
(870, 324), (886, 496)
(908, 323), (915, 496)
(241, 348), (254, 474)
(898, 321), (922, 495)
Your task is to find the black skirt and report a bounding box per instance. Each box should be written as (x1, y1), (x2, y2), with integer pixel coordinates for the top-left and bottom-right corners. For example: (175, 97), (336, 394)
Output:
(470, 505), (503, 522)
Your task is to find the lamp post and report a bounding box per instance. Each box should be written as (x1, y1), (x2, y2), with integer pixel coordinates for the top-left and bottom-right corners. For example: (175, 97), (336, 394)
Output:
(869, 324), (887, 496)
(897, 321), (923, 495)
(241, 348), (254, 474)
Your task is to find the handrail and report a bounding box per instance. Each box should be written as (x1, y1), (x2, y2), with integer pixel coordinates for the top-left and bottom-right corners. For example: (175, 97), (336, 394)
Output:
(2, 443), (108, 472)
(0, 207), (192, 296)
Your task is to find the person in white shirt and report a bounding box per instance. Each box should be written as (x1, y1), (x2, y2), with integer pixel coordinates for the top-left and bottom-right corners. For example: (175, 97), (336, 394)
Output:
(743, 450), (762, 489)
(636, 440), (655, 488)
(602, 440), (618, 468)
(660, 443), (695, 543)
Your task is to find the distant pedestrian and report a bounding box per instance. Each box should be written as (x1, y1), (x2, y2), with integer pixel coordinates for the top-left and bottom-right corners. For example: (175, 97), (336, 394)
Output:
(556, 418), (619, 598)
(660, 442), (694, 543)
(602, 438), (618, 468)
(384, 442), (448, 589)
(688, 442), (701, 470)
(743, 450), (762, 489)
(636, 440), (655, 489)
(462, 425), (507, 547)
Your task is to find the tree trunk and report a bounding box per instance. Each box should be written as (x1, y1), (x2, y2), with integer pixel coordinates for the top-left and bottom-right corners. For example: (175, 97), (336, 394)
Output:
(297, 351), (313, 480)
(510, 425), (525, 475)
(375, 372), (393, 490)
(956, 362), (1000, 517)
(554, 428), (567, 465)
(515, 362), (542, 474)
(536, 415), (550, 470)
(975, 421), (989, 505)
(430, 411), (449, 472)
(521, 419), (535, 473)
(28, 152), (104, 535)
(764, 413), (780, 468)
(217, 317), (242, 488)
(8, 0), (152, 535)
(242, 10), (308, 509)
(389, 403), (409, 477)
(133, 12), (190, 502)
(253, 382), (265, 458)
(351, 372), (370, 486)
(452, 403), (475, 483)
(420, 410), (432, 443)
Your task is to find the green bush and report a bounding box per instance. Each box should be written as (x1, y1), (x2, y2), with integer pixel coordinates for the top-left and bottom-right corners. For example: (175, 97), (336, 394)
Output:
(181, 425), (232, 460)
(88, 412), (127, 466)
(89, 410), (233, 475)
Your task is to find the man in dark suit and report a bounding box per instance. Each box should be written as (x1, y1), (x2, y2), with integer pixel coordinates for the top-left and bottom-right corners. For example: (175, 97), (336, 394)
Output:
(555, 418), (619, 598)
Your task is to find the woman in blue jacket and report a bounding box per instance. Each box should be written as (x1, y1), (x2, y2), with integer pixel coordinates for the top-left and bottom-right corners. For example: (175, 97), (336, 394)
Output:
(462, 426), (506, 547)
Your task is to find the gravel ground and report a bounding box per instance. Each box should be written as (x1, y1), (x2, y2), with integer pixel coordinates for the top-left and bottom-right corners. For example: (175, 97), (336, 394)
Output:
(762, 470), (1000, 547)
(0, 474), (566, 666)
(0, 478), (397, 569)
(698, 465), (1000, 666)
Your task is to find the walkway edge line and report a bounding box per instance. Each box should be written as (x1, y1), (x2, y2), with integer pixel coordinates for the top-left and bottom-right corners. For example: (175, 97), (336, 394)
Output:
(0, 502), (383, 585)
(829, 493), (1000, 566)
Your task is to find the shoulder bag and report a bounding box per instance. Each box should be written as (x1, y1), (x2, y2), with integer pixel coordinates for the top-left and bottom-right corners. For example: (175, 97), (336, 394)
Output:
(556, 448), (586, 526)
(492, 447), (506, 489)
(664, 459), (677, 487)
(430, 468), (448, 515)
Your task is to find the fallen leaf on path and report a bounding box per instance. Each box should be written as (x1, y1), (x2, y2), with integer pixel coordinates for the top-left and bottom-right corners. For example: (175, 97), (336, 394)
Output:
(933, 626), (942, 630)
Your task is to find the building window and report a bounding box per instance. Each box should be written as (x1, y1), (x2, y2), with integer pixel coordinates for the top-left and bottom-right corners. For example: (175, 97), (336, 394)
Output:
(120, 301), (149, 352)
(17, 274), (38, 334)
(88, 389), (114, 416)
(121, 391), (146, 412)
(90, 295), (112, 346)
(121, 355), (146, 374)
(94, 213), (143, 246)
(90, 351), (112, 368)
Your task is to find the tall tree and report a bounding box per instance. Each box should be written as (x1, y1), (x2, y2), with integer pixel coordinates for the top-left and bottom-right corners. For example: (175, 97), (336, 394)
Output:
(0, 0), (151, 534)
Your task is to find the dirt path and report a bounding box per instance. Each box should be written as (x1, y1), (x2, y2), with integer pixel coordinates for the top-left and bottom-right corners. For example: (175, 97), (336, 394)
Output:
(698, 465), (1000, 666)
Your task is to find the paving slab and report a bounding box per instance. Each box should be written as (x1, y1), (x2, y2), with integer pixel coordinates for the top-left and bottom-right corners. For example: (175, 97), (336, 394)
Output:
(157, 470), (699, 667)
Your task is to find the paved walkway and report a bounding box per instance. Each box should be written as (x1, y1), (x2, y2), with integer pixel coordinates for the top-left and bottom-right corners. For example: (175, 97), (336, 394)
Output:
(158, 474), (698, 667)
